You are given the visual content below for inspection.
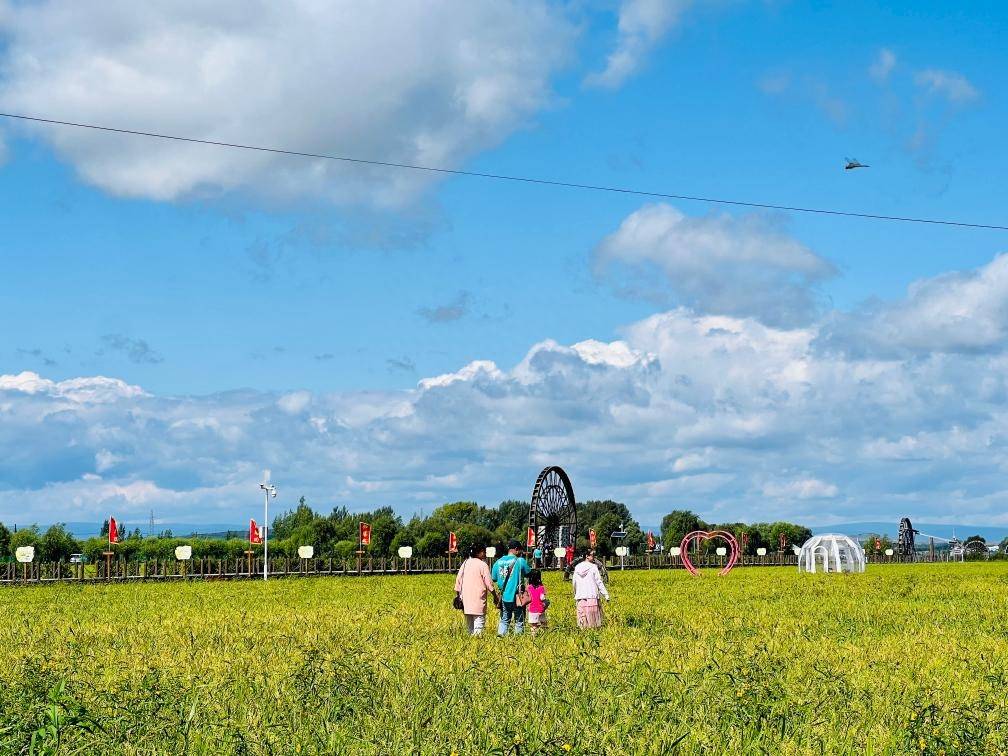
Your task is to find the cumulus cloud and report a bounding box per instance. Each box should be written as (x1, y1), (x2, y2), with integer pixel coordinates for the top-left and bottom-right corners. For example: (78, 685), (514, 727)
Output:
(869, 48), (897, 82)
(594, 204), (836, 326)
(0, 1), (573, 206)
(914, 68), (980, 104)
(818, 254), (1008, 357)
(6, 252), (1008, 528)
(585, 0), (691, 89)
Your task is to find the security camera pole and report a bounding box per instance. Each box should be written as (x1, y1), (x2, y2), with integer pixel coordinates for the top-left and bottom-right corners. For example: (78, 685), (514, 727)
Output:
(259, 470), (277, 581)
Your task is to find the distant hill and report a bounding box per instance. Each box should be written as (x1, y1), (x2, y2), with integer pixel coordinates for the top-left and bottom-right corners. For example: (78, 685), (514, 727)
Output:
(812, 522), (1008, 543)
(38, 522), (244, 540)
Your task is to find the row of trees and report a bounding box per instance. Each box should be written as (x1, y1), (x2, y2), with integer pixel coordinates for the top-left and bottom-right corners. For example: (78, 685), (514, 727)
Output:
(0, 500), (910, 564)
(660, 510), (813, 556)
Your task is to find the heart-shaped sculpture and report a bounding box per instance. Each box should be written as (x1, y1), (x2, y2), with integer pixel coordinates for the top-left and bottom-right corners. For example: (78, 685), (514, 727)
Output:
(679, 530), (740, 576)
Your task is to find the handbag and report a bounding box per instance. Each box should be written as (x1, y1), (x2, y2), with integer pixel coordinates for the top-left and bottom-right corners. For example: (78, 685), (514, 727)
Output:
(453, 560), (466, 611)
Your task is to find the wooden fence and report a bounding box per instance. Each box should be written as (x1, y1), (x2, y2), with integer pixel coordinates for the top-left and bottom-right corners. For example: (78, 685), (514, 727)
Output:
(0, 550), (952, 587)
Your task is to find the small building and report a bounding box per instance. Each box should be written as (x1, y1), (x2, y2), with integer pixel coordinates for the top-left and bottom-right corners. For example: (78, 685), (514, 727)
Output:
(797, 534), (866, 574)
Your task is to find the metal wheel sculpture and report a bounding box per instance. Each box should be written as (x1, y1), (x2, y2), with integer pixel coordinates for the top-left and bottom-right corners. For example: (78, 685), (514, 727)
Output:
(964, 538), (988, 558)
(529, 466), (577, 556)
(897, 517), (917, 559)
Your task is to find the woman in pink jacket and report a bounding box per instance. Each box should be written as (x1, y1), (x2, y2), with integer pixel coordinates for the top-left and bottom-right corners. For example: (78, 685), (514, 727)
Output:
(454, 544), (498, 636)
(571, 550), (610, 629)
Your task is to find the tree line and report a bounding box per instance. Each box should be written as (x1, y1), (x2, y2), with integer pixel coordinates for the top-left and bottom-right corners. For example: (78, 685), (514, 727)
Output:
(11, 500), (997, 564)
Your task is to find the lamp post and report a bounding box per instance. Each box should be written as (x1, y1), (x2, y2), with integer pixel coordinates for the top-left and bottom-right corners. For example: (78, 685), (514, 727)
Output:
(259, 470), (277, 581)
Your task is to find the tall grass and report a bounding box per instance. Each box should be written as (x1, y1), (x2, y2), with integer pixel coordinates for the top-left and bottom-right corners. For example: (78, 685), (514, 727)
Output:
(0, 564), (1006, 754)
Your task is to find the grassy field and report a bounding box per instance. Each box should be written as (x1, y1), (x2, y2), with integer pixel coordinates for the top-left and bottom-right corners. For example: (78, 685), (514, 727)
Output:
(1, 564), (1007, 755)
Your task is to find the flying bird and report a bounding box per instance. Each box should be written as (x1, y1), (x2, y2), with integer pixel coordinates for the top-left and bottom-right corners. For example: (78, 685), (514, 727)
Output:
(844, 157), (869, 170)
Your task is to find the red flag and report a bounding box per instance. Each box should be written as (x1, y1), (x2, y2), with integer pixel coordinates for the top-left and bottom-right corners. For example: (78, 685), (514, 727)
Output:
(589, 528), (597, 549)
(526, 527), (536, 549)
(448, 531), (458, 554)
(108, 517), (120, 544)
(647, 531), (656, 551)
(359, 522), (372, 548)
(249, 519), (263, 545)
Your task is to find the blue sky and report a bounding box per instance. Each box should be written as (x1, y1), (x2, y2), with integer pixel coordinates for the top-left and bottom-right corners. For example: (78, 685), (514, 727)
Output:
(1, 0), (1007, 529)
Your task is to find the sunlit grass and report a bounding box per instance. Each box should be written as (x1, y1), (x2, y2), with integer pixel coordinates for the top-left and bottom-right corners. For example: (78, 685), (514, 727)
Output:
(1, 563), (1007, 754)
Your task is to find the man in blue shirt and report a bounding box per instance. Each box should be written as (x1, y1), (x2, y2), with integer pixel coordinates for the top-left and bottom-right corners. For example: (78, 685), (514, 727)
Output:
(491, 539), (531, 636)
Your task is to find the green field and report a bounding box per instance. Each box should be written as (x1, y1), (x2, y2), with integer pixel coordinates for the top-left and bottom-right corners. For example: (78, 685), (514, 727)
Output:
(2, 563), (1007, 755)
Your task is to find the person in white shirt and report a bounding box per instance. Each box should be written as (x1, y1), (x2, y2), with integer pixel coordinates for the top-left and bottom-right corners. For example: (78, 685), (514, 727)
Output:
(571, 549), (609, 628)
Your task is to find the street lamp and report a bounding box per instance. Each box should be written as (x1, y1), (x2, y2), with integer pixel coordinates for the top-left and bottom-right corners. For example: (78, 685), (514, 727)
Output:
(259, 469), (277, 581)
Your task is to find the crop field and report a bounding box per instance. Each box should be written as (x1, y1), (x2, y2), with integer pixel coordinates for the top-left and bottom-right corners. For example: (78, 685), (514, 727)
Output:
(2, 564), (1007, 755)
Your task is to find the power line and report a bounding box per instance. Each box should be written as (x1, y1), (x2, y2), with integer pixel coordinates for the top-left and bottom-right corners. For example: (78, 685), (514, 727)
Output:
(1, 110), (1006, 231)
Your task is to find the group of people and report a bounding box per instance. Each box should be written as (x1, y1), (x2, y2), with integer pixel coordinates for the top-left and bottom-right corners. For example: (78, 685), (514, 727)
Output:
(453, 539), (610, 636)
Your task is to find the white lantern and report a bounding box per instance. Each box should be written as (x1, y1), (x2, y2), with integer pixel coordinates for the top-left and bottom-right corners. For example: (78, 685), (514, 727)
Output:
(756, 547), (767, 556)
(15, 546), (34, 563)
(174, 545), (192, 560)
(615, 546), (629, 557)
(670, 546), (681, 556)
(716, 547), (727, 556)
(553, 547), (566, 558)
(297, 545), (315, 559)
(884, 548), (894, 557)
(397, 546), (414, 559)
(485, 546), (496, 559)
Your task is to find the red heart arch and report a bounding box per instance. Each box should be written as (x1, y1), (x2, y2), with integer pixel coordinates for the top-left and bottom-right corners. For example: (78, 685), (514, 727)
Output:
(679, 530), (740, 576)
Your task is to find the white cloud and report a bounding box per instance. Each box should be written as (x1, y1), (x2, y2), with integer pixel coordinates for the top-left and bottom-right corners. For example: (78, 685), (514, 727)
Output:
(7, 252), (1008, 528)
(585, 0), (691, 89)
(819, 253), (1008, 357)
(0, 1), (574, 206)
(914, 68), (980, 104)
(869, 48), (897, 82)
(594, 203), (836, 326)
(763, 478), (839, 500)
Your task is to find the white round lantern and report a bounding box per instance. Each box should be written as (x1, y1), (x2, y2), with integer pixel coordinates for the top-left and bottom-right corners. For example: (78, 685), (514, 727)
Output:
(716, 547), (727, 556)
(615, 546), (629, 557)
(670, 546), (681, 556)
(15, 546), (34, 563)
(297, 545), (314, 559)
(756, 547), (767, 556)
(397, 546), (414, 559)
(553, 547), (566, 558)
(174, 545), (192, 560)
(485, 546), (496, 559)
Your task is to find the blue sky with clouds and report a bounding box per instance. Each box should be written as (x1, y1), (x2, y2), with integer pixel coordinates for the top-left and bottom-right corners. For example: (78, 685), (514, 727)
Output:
(1, 0), (1007, 529)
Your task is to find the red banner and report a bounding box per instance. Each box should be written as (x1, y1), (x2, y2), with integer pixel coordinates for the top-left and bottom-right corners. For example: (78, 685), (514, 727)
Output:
(874, 537), (881, 552)
(647, 531), (656, 551)
(249, 519), (263, 545)
(779, 533), (787, 550)
(448, 531), (458, 554)
(359, 522), (372, 548)
(526, 527), (536, 549)
(108, 517), (120, 544)
(589, 528), (597, 549)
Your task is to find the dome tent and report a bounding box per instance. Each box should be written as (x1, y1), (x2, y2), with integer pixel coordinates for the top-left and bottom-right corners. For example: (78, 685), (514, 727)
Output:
(798, 534), (865, 574)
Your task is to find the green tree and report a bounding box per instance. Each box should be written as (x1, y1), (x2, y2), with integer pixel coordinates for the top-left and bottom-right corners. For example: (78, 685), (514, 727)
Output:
(38, 524), (81, 562)
(9, 525), (40, 557)
(661, 510), (707, 550)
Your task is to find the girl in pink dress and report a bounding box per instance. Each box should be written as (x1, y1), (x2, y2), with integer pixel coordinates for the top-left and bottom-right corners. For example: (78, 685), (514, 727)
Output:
(525, 569), (548, 634)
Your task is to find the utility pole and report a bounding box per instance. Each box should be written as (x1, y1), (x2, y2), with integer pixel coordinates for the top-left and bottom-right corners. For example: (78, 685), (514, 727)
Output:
(259, 470), (277, 581)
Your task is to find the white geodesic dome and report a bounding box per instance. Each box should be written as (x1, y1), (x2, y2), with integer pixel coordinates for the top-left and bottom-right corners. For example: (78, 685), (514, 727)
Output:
(798, 534), (865, 574)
